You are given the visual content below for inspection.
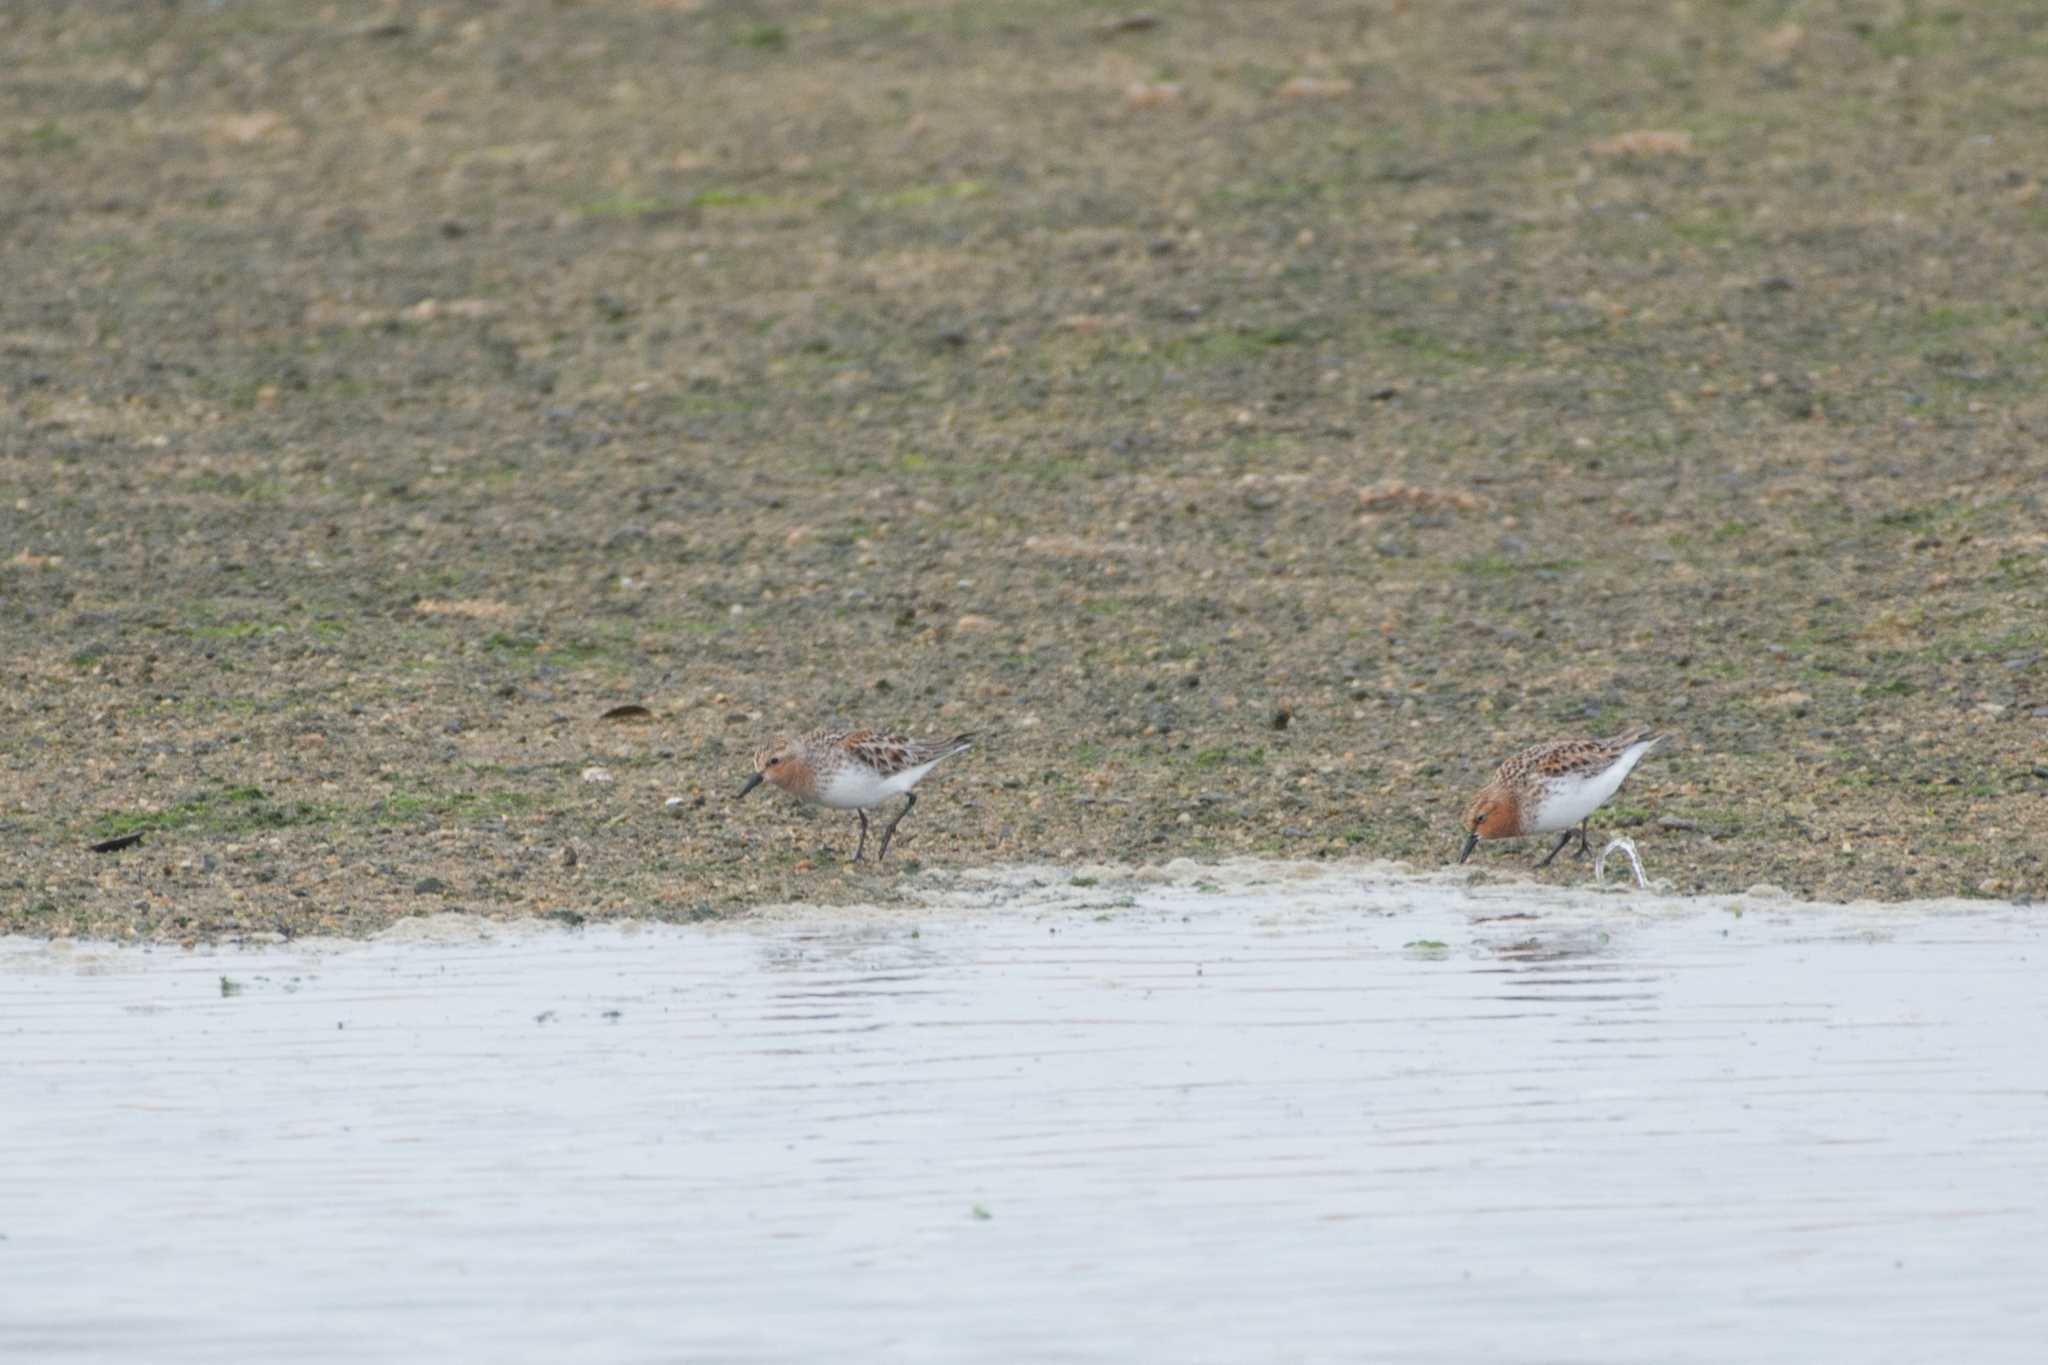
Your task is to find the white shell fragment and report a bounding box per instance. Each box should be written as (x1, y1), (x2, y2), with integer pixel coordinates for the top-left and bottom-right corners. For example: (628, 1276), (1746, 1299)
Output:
(1595, 836), (1649, 889)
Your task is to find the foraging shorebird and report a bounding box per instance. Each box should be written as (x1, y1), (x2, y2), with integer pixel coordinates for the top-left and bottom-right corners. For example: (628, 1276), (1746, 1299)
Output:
(736, 729), (976, 862)
(1458, 730), (1665, 866)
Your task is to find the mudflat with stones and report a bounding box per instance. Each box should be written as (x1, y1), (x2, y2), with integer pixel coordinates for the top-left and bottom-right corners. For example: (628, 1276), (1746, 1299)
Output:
(3, 2), (2045, 939)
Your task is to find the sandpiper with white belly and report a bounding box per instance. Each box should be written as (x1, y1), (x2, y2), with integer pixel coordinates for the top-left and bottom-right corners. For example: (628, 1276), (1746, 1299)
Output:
(1458, 729), (1666, 867)
(736, 729), (976, 862)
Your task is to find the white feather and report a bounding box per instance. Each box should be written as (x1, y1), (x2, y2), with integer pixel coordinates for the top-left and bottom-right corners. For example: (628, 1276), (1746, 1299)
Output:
(815, 757), (944, 810)
(1526, 740), (1657, 833)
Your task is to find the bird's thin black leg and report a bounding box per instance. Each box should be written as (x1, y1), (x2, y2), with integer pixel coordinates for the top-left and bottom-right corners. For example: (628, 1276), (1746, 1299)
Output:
(852, 810), (869, 862)
(1535, 829), (1575, 867)
(1572, 822), (1592, 860)
(876, 792), (917, 862)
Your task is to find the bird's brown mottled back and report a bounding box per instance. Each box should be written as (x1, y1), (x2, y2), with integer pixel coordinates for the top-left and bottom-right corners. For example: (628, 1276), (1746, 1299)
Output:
(836, 729), (976, 778)
(1493, 729), (1657, 785)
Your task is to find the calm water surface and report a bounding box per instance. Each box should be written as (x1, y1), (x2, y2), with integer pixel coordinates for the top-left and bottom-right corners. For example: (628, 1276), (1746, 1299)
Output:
(3, 870), (2043, 1362)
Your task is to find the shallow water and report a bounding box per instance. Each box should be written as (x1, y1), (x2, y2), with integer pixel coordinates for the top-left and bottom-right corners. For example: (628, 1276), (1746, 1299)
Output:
(3, 869), (2044, 1362)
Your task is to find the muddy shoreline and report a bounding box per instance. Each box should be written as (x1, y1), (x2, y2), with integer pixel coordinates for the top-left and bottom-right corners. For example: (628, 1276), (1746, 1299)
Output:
(4, 3), (2045, 939)
(5, 857), (2015, 955)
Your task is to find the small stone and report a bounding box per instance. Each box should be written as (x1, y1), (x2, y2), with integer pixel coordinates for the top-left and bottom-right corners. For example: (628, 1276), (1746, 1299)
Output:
(1589, 129), (1695, 158)
(1098, 13), (1160, 35)
(1124, 81), (1183, 110)
(581, 766), (614, 783)
(414, 877), (447, 895)
(1744, 882), (1789, 899)
(1275, 75), (1354, 99)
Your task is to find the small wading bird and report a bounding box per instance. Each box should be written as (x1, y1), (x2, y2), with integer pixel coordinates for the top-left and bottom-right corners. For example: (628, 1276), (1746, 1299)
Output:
(1459, 729), (1665, 867)
(735, 729), (977, 862)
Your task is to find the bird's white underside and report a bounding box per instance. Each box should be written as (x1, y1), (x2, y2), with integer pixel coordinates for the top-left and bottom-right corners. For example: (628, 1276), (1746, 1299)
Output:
(1525, 740), (1656, 833)
(815, 758), (943, 809)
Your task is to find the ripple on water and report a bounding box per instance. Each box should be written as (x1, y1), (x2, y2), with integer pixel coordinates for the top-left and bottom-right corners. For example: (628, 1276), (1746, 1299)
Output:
(2, 869), (2044, 1363)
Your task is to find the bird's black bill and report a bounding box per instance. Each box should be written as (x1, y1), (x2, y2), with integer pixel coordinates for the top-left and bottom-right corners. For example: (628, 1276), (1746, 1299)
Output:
(734, 772), (765, 800)
(1458, 830), (1479, 864)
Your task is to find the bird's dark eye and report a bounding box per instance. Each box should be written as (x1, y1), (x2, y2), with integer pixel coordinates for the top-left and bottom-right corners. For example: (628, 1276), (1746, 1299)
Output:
(765, 756), (781, 767)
